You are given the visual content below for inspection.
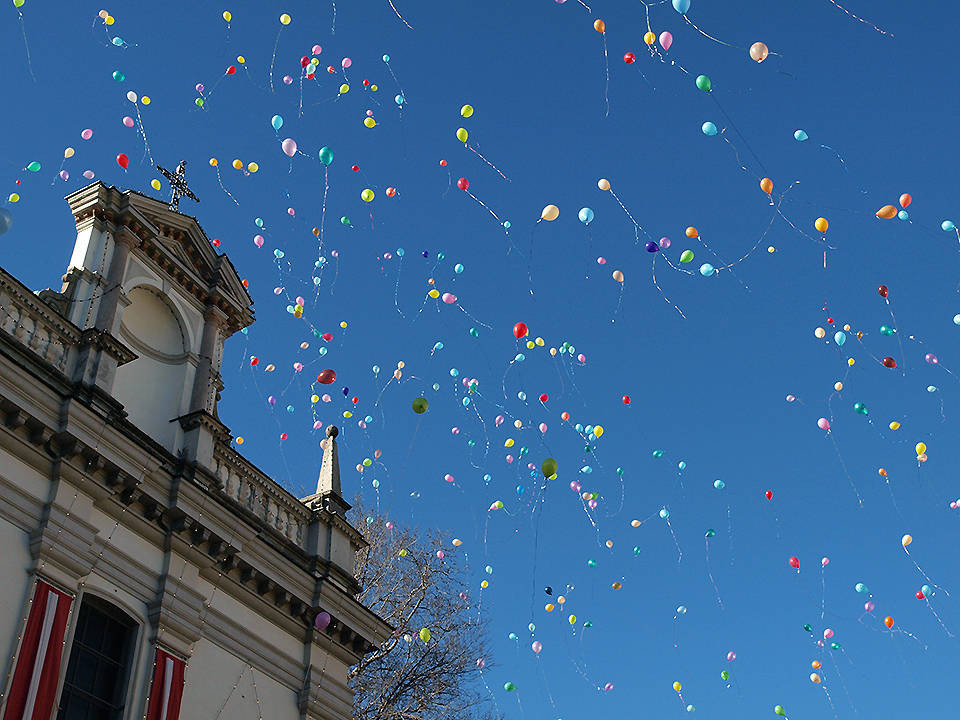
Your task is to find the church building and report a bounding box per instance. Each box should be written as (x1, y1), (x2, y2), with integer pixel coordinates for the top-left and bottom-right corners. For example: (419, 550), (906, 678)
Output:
(0, 176), (390, 720)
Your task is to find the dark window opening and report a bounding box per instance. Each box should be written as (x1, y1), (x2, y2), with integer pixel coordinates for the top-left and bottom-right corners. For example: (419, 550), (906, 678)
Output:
(57, 596), (138, 720)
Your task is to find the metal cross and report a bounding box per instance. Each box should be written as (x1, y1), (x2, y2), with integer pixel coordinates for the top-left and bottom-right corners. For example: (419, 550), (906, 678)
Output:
(156, 160), (199, 212)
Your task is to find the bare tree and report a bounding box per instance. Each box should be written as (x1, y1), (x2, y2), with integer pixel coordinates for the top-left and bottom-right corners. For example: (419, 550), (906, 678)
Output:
(349, 500), (496, 720)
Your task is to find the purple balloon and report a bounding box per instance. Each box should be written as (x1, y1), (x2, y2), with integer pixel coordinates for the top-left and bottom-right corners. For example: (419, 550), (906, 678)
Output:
(645, 241), (659, 253)
(195, 83), (205, 93)
(925, 353), (938, 364)
(315, 611), (331, 630)
(659, 236), (672, 249)
(59, 170), (69, 181)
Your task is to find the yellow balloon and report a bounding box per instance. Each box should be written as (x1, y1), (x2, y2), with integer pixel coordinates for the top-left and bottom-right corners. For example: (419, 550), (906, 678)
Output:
(460, 104), (474, 118)
(209, 157), (218, 167)
(567, 614), (577, 625)
(236, 436), (244, 445)
(815, 217), (829, 233)
(505, 438), (515, 448)
(598, 178), (611, 191)
(428, 289), (440, 299)
(150, 179), (161, 191)
(456, 127), (468, 143)
(644, 31), (656, 45)
(834, 382), (843, 391)
(814, 327), (826, 338)
(848, 358), (855, 366)
(901, 534), (913, 547)
(915, 442), (926, 456)
(105, 15), (114, 25)
(371, 84), (378, 91)
(541, 204), (560, 221)
(232, 159), (242, 169)
(452, 538), (463, 546)
(535, 337), (544, 346)
(810, 673), (821, 684)
(8, 193), (20, 203)
(237, 55), (245, 64)
(593, 425), (604, 438)
(480, 579), (489, 588)
(343, 410), (353, 418)
(526, 340), (535, 349)
(364, 117), (376, 128)
(339, 83), (350, 94)
(361, 188), (375, 202)
(247, 162), (259, 173)
(340, 321), (348, 328)
(888, 421), (900, 430)
(673, 682), (682, 693)
(550, 348), (557, 356)
(279, 12), (291, 24)
(222, 10), (232, 22)
(64, 147), (75, 159)
(311, 394), (319, 403)
(141, 96), (151, 105)
(545, 603), (555, 612)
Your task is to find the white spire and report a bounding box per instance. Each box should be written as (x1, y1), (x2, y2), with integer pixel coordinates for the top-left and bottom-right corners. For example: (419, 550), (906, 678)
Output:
(316, 425), (342, 497)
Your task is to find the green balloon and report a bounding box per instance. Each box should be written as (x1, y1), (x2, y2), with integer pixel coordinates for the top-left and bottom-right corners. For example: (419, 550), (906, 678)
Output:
(830, 642), (841, 650)
(880, 325), (893, 336)
(542, 457), (558, 477)
(340, 216), (351, 226)
(26, 161), (41, 173)
(652, 449), (664, 458)
(583, 620), (593, 628)
(774, 706), (786, 717)
(696, 74), (712, 92)
(705, 528), (716, 538)
(195, 98), (204, 107)
(854, 402), (868, 415)
(720, 670), (729, 681)
(13, 0), (25, 8)
(411, 397), (429, 414)
(112, 70), (125, 82)
(503, 682), (516, 692)
(680, 249), (694, 263)
(318, 146), (334, 166)
(469, 327), (479, 338)
(587, 559), (596, 567)
(803, 623), (813, 632)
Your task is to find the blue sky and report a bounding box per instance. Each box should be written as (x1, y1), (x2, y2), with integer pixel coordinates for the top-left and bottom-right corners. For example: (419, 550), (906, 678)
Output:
(2, 0), (959, 717)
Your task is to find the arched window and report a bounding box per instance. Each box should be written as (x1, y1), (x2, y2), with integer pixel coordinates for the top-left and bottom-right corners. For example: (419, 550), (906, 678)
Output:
(57, 596), (138, 720)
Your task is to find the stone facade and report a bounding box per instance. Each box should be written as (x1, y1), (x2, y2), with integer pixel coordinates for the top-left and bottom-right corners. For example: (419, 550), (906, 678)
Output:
(0, 182), (390, 720)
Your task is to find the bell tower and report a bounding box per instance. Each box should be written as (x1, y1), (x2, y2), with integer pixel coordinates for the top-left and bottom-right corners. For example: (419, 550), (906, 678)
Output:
(48, 180), (254, 466)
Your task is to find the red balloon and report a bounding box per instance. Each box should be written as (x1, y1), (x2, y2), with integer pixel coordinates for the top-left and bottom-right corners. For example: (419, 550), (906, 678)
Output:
(317, 369), (337, 384)
(300, 56), (309, 67)
(363, 79), (370, 87)
(306, 72), (315, 79)
(439, 159), (448, 167)
(226, 65), (237, 75)
(765, 490), (773, 500)
(322, 332), (333, 341)
(623, 52), (636, 64)
(352, 396), (359, 404)
(788, 556), (800, 569)
(513, 322), (528, 339)
(457, 177), (469, 191)
(882, 356), (897, 368)
(280, 432), (288, 440)
(916, 591), (925, 599)
(539, 393), (549, 403)
(351, 165), (360, 172)
(622, 395), (631, 404)
(116, 153), (129, 169)
(878, 284), (888, 298)
(327, 66), (336, 73)
(250, 356), (259, 366)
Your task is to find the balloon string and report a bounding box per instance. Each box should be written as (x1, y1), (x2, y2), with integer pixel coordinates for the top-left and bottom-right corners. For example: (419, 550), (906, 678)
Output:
(330, 0), (336, 34)
(651, 255), (687, 319)
(923, 598), (955, 637)
(664, 516), (682, 564)
(903, 548), (950, 597)
(717, 181), (799, 270)
(386, 0), (414, 29)
(133, 104), (154, 167)
(600, 33), (610, 118)
(820, 683), (839, 720)
(466, 144), (510, 182)
(269, 29), (282, 93)
(705, 537), (724, 609)
(17, 11), (36, 83)
(827, 432), (863, 506)
(710, 93), (767, 175)
(682, 14), (742, 50)
(320, 166), (329, 243)
(719, 131), (749, 174)
(464, 190), (501, 222)
(213, 165), (240, 206)
(822, 0), (893, 36)
(608, 189), (653, 243)
(819, 144), (868, 194)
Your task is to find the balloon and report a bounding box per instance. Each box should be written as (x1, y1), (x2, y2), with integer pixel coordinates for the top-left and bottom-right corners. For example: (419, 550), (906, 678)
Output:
(271, 115), (284, 131)
(126, 91), (138, 103)
(112, 70), (125, 82)
(915, 442), (927, 456)
(943, 219), (957, 232)
(122, 116), (135, 128)
(412, 397), (429, 414)
(59, 170), (69, 181)
(899, 193), (912, 208)
(598, 178), (611, 191)
(578, 207), (595, 224)
(834, 331), (846, 346)
(882, 356), (897, 368)
(644, 32), (656, 45)
(461, 104), (474, 118)
(884, 616), (894, 628)
(0, 209), (12, 235)
(531, 641), (542, 654)
(457, 177), (469, 191)
(699, 263), (715, 277)
(788, 556), (800, 569)
(281, 138), (297, 157)
(26, 161), (41, 173)
(64, 147), (75, 159)
(659, 236), (671, 249)
(876, 205), (897, 219)
(721, 671), (730, 681)
(901, 534), (913, 547)
(341, 57), (352, 68)
(659, 31), (673, 50)
(279, 12), (291, 24)
(504, 682), (516, 692)
(680, 250), (694, 263)
(760, 178), (773, 195)
(441, 293), (457, 304)
(419, 627), (431, 643)
(339, 84), (349, 94)
(623, 52), (635, 64)
(817, 418), (830, 431)
(878, 284), (889, 297)
(593, 19), (605, 33)
(248, 162), (259, 173)
(925, 353), (938, 364)
(774, 706), (786, 717)
(361, 188), (374, 202)
(695, 75), (712, 92)
(794, 129), (808, 141)
(815, 217), (829, 233)
(749, 42), (769, 62)
(922, 584), (933, 596)
(898, 210), (909, 220)
(701, 121), (718, 136)
(81, 129), (93, 140)
(456, 127), (468, 143)
(541, 204), (560, 221)
(222, 10), (231, 21)
(317, 369), (337, 385)
(854, 402), (867, 415)
(810, 673), (821, 684)
(673, 681), (682, 692)
(672, 0), (690, 13)
(116, 153), (129, 169)
(612, 270), (624, 283)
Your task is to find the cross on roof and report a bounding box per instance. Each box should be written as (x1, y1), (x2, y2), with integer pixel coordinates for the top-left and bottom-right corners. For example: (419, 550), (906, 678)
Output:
(156, 160), (199, 212)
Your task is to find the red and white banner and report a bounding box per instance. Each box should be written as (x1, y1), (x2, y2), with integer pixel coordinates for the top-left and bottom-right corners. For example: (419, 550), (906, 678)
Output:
(145, 649), (186, 720)
(3, 580), (73, 720)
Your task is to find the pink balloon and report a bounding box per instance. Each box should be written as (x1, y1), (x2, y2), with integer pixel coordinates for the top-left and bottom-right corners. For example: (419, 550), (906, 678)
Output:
(321, 394), (331, 402)
(59, 170), (69, 181)
(357, 420), (366, 429)
(505, 455), (514, 464)
(726, 651), (737, 661)
(588, 499), (598, 509)
(295, 296), (305, 306)
(570, 481), (582, 492)
(659, 236), (671, 249)
(817, 417), (830, 431)
(864, 601), (875, 612)
(539, 423), (548, 434)
(82, 170), (95, 179)
(817, 640), (825, 647)
(597, 257), (607, 264)
(312, 45), (322, 55)
(122, 116), (135, 127)
(293, 362), (303, 372)
(288, 207), (295, 216)
(331, 249), (339, 257)
(659, 31), (673, 51)
(577, 353), (586, 363)
(925, 353), (938, 364)
(531, 641), (542, 654)
(273, 287), (283, 295)
(823, 628), (834, 639)
(451, 426), (460, 435)
(281, 138), (297, 157)
(283, 75), (293, 85)
(366, 109), (374, 117)
(253, 234), (265, 247)
(821, 557), (830, 566)
(442, 292), (457, 304)
(487, 502), (499, 512)
(81, 129), (93, 140)
(785, 394), (796, 402)
(444, 474), (455, 483)
(437, 550), (445, 559)
(196, 83), (205, 93)
(341, 57), (352, 68)
(604, 683), (614, 692)
(313, 420), (323, 429)
(495, 415), (505, 426)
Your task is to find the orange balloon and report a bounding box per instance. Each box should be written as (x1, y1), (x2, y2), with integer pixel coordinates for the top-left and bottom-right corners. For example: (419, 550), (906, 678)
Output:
(749, 41), (769, 63)
(814, 217), (829, 233)
(899, 193), (912, 209)
(685, 226), (699, 238)
(594, 19), (605, 33)
(876, 205), (897, 219)
(759, 178), (773, 195)
(811, 660), (821, 670)
(612, 269), (624, 283)
(884, 616), (894, 629)
(878, 468), (887, 477)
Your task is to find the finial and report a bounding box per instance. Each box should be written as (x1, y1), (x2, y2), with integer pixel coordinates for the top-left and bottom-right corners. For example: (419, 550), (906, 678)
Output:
(326, 424), (339, 438)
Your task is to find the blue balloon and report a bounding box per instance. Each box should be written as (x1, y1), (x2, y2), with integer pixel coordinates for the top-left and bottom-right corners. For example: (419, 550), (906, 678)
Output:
(111, 37), (124, 46)
(580, 466), (593, 474)
(794, 129), (809, 142)
(678, 461), (686, 471)
(450, 368), (459, 377)
(255, 217), (264, 227)
(834, 331), (846, 346)
(462, 397), (470, 407)
(713, 479), (725, 490)
(942, 220), (956, 232)
(515, 353), (525, 362)
(271, 114), (284, 131)
(318, 347), (327, 356)
(927, 385), (938, 393)
(503, 220), (511, 229)
(397, 247), (405, 257)
(898, 210), (909, 221)
(454, 263), (464, 273)
(672, 0), (691, 13)
(382, 54), (391, 62)
(395, 94), (405, 106)
(0, 208), (12, 235)
(578, 207), (595, 224)
(274, 249), (284, 258)
(699, 263), (715, 277)
(508, 632), (518, 641)
(701, 121), (718, 136)
(516, 484), (525, 495)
